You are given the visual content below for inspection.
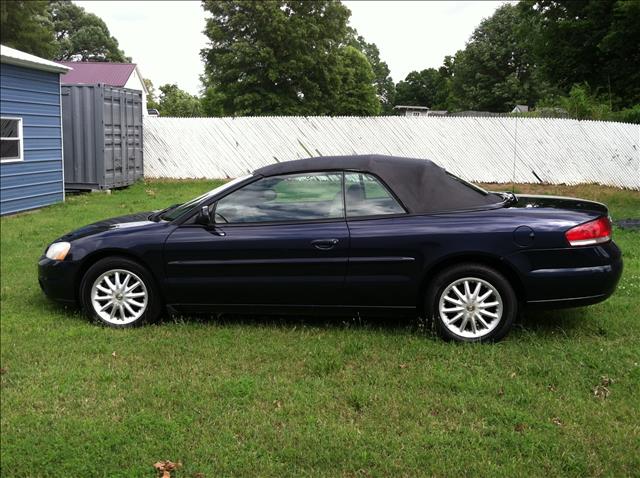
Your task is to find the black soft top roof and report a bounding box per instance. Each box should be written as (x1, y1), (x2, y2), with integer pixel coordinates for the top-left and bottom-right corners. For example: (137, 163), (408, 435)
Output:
(254, 154), (501, 214)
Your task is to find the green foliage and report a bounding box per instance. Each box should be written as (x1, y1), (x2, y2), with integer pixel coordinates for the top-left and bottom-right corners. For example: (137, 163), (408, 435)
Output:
(448, 4), (545, 112)
(201, 0), (380, 116)
(349, 33), (395, 114)
(158, 84), (203, 117)
(558, 84), (612, 121)
(520, 0), (640, 109)
(420, 0), (638, 117)
(49, 1), (128, 62)
(608, 105), (640, 125)
(143, 78), (160, 111)
(200, 77), (225, 117)
(598, 0), (640, 107)
(331, 46), (380, 115)
(395, 68), (449, 110)
(0, 0), (128, 62)
(0, 0), (57, 58)
(200, 86), (225, 117)
(539, 85), (640, 124)
(1, 181), (639, 476)
(201, 0), (347, 116)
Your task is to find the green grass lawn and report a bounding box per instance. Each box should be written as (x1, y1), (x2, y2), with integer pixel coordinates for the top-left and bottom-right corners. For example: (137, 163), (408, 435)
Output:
(1, 180), (639, 477)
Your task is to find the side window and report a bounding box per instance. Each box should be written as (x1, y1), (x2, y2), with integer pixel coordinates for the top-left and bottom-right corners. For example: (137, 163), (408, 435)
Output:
(1, 118), (23, 162)
(344, 173), (405, 218)
(215, 172), (344, 224)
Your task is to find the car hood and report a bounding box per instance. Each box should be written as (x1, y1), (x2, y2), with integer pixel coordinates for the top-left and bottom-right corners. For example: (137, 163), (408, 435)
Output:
(58, 211), (157, 241)
(511, 194), (608, 215)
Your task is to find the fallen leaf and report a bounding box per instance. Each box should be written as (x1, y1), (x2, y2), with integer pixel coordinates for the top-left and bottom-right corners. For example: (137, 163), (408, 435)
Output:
(153, 460), (182, 478)
(399, 363), (408, 369)
(593, 385), (610, 399)
(600, 375), (613, 387)
(551, 417), (563, 427)
(111, 351), (117, 357)
(510, 372), (517, 379)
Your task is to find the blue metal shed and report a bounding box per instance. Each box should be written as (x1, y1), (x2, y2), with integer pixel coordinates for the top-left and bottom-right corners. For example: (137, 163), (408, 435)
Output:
(0, 45), (71, 215)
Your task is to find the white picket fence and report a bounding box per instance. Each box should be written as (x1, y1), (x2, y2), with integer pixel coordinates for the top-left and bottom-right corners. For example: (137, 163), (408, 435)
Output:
(143, 116), (640, 189)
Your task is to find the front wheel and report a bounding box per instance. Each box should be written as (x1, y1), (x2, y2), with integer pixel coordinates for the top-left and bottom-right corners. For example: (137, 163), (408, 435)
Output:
(80, 257), (162, 327)
(426, 264), (517, 342)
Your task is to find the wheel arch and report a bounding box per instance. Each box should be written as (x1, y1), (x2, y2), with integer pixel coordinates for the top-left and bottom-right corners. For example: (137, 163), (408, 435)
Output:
(418, 252), (525, 314)
(74, 249), (157, 303)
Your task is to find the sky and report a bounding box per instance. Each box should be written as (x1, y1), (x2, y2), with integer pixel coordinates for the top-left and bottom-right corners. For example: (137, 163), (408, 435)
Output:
(77, 1), (508, 96)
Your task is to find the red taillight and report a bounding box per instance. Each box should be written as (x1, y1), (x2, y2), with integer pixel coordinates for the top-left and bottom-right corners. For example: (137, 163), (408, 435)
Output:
(565, 216), (612, 246)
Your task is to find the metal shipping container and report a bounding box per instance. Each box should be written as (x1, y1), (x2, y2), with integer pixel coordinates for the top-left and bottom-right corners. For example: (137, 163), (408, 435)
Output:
(61, 84), (143, 190)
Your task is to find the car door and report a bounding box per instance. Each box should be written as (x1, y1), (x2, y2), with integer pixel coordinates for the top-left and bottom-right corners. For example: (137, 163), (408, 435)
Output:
(344, 172), (422, 308)
(163, 171), (350, 308)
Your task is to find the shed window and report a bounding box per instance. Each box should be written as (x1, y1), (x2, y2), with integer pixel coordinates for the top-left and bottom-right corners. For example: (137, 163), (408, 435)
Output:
(1, 118), (23, 162)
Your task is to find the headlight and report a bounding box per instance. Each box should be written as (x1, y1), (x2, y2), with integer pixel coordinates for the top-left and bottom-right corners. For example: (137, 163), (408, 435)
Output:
(45, 242), (71, 261)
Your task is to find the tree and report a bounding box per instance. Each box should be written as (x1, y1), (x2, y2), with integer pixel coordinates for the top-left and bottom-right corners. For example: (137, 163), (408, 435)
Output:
(144, 78), (160, 111)
(200, 81), (225, 117)
(553, 83), (611, 120)
(599, 0), (640, 107)
(49, 1), (128, 62)
(158, 84), (203, 117)
(521, 0), (640, 108)
(395, 68), (450, 110)
(331, 46), (380, 115)
(0, 0), (57, 58)
(448, 4), (546, 112)
(349, 33), (395, 114)
(201, 0), (380, 116)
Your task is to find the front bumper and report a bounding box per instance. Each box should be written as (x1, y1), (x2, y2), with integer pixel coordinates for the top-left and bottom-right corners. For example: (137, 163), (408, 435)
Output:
(38, 256), (80, 305)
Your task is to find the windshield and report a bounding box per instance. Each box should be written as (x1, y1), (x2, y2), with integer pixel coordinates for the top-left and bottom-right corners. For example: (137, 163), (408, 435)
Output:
(159, 175), (252, 221)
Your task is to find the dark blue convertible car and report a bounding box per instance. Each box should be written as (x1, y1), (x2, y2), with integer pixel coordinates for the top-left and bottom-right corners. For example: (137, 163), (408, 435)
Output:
(39, 155), (622, 342)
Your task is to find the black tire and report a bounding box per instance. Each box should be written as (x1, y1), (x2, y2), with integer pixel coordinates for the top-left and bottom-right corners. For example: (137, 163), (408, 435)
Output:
(79, 256), (162, 328)
(425, 263), (517, 343)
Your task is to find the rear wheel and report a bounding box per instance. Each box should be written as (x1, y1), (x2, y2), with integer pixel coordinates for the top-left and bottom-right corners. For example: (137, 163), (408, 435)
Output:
(80, 257), (162, 327)
(426, 264), (516, 342)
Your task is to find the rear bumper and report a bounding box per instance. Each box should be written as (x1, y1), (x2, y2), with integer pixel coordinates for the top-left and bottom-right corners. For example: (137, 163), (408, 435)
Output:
(511, 241), (623, 308)
(38, 256), (79, 305)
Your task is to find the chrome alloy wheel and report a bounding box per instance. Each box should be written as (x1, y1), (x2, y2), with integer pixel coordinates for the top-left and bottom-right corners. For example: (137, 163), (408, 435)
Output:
(90, 269), (148, 325)
(438, 277), (503, 339)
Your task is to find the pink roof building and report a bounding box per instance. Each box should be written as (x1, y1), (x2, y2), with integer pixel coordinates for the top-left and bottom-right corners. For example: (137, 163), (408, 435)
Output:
(58, 62), (149, 113)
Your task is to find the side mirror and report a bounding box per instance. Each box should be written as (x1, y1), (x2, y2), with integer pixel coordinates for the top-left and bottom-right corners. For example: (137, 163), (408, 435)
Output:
(195, 205), (211, 226)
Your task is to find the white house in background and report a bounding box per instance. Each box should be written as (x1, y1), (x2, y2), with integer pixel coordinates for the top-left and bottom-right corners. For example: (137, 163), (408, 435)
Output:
(57, 62), (149, 114)
(394, 105), (431, 117)
(512, 104), (530, 113)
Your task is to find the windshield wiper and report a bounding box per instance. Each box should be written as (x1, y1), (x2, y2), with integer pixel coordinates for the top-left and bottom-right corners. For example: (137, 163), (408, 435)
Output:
(149, 203), (180, 222)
